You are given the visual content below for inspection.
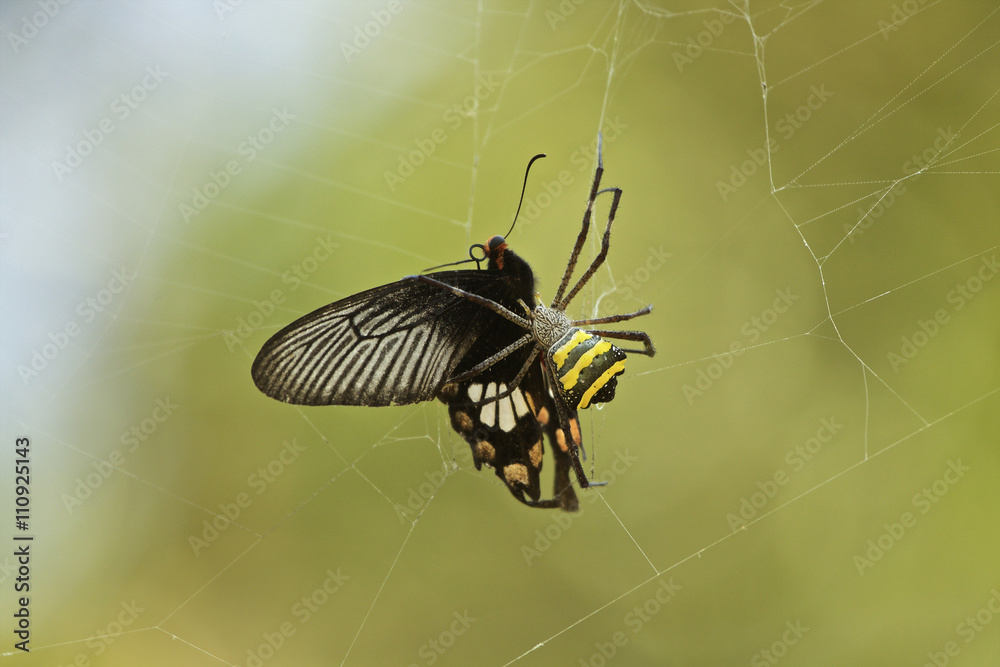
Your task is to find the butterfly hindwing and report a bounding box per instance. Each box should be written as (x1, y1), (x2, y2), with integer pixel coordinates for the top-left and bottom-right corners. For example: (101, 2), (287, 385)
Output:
(439, 344), (581, 511)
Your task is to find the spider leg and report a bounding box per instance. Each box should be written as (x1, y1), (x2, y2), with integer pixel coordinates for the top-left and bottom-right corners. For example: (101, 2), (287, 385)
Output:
(483, 345), (541, 402)
(572, 305), (653, 326)
(415, 276), (544, 404)
(510, 471), (579, 511)
(411, 275), (531, 329)
(446, 334), (534, 385)
(551, 133), (605, 308)
(555, 185), (622, 310)
(546, 383), (607, 490)
(582, 329), (656, 357)
(510, 493), (564, 510)
(549, 440), (580, 511)
(454, 341), (545, 409)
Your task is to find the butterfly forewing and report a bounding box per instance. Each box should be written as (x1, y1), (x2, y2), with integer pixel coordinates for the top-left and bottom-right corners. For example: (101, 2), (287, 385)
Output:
(252, 270), (511, 406)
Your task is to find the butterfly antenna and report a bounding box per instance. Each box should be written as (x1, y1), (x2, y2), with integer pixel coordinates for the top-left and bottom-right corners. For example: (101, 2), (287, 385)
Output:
(505, 153), (546, 238)
(434, 153), (548, 273)
(422, 257), (478, 272)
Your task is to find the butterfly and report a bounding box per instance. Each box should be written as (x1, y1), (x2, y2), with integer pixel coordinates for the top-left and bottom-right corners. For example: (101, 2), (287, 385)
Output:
(252, 140), (655, 511)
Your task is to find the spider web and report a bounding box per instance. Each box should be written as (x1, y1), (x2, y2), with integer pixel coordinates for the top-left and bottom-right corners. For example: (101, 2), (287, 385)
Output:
(1, 1), (998, 665)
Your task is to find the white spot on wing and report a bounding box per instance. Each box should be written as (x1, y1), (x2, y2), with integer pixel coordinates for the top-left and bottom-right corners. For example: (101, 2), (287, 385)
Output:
(498, 397), (515, 432)
(511, 388), (529, 417)
(480, 383), (497, 427)
(467, 383), (483, 402)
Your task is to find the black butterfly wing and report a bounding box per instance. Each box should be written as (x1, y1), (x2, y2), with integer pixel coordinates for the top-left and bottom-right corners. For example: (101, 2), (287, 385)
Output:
(439, 322), (580, 511)
(252, 270), (513, 406)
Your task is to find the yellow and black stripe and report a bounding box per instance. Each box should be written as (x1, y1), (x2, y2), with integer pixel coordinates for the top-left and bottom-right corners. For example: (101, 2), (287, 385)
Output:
(547, 329), (627, 410)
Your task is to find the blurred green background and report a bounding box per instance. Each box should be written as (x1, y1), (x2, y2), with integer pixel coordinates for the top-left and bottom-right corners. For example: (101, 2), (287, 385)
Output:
(1, 1), (998, 665)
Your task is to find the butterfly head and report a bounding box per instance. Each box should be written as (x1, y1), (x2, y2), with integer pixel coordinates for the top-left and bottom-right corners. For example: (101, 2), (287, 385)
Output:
(467, 234), (535, 303)
(485, 235), (508, 269)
